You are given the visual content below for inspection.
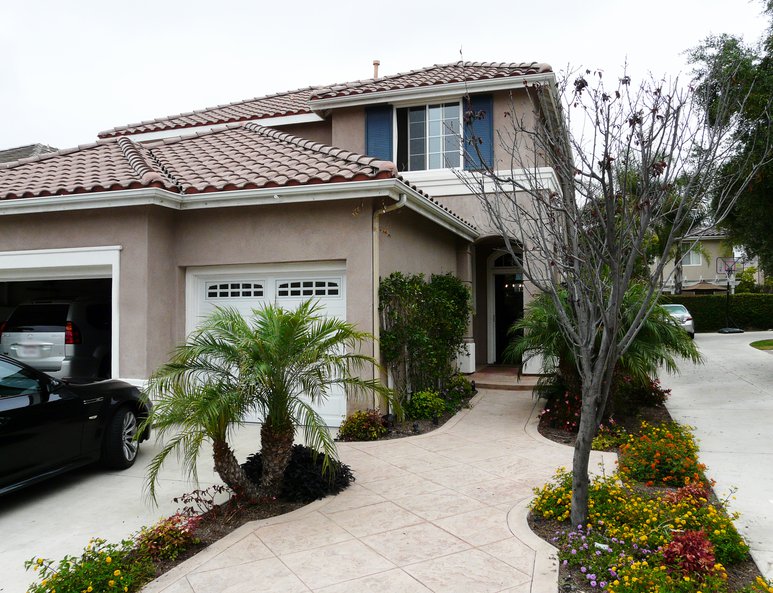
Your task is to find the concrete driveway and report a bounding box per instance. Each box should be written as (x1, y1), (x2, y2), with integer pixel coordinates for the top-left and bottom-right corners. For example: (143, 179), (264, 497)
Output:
(663, 330), (773, 580)
(0, 424), (264, 593)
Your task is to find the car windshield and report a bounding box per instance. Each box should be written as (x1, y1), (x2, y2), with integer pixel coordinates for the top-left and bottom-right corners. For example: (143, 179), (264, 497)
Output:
(3, 305), (69, 332)
(662, 304), (687, 314)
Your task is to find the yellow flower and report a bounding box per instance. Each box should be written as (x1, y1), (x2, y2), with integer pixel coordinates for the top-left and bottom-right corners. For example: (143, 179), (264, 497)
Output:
(113, 569), (121, 576)
(88, 587), (93, 592)
(109, 580), (115, 587)
(37, 558), (43, 565)
(106, 556), (112, 564)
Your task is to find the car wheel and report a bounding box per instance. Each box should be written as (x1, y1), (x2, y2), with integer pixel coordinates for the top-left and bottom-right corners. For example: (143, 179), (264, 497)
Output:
(102, 407), (139, 469)
(689, 332), (695, 340)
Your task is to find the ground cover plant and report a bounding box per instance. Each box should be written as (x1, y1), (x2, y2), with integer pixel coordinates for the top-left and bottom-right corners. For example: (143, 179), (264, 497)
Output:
(750, 339), (773, 351)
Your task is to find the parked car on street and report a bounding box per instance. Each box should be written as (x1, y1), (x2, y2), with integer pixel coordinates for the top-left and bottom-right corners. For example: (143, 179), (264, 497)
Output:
(662, 303), (695, 338)
(0, 354), (151, 496)
(0, 300), (111, 380)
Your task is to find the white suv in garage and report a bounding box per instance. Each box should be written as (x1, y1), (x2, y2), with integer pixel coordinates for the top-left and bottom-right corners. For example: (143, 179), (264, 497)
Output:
(0, 300), (111, 380)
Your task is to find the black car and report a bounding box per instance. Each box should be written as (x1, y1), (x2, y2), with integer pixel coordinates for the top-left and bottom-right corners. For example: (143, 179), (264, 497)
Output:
(0, 354), (151, 495)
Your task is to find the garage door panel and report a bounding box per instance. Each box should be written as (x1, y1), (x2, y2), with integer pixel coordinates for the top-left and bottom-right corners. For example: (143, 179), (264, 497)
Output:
(187, 265), (347, 427)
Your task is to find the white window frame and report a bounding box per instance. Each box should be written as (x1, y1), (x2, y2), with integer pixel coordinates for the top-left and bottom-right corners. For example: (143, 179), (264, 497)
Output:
(400, 101), (463, 172)
(275, 278), (342, 299)
(682, 244), (702, 266)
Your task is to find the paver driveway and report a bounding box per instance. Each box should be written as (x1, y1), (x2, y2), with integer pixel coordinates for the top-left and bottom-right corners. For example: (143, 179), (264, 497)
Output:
(663, 330), (773, 580)
(142, 389), (615, 593)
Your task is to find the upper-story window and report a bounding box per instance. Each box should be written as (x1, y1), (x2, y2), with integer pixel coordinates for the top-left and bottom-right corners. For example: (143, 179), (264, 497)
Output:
(681, 244), (702, 266)
(365, 94), (493, 173)
(398, 103), (461, 170)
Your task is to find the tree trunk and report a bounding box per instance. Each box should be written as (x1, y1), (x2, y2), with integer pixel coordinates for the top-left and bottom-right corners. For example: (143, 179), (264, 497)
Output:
(570, 388), (597, 527)
(212, 439), (259, 503)
(258, 420), (295, 499)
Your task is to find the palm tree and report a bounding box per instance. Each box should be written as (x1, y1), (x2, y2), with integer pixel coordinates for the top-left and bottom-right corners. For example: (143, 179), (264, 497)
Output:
(505, 283), (702, 406)
(142, 300), (393, 503)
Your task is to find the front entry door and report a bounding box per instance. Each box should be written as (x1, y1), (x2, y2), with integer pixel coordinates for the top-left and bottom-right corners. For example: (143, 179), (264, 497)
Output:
(494, 274), (523, 363)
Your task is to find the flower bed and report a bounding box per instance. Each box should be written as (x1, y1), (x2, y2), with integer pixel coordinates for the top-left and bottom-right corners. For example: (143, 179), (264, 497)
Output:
(530, 419), (770, 592)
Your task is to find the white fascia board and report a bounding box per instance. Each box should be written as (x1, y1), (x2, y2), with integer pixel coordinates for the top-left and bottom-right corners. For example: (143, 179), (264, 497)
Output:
(310, 73), (557, 111)
(402, 167), (561, 197)
(116, 112), (324, 143)
(0, 180), (478, 240)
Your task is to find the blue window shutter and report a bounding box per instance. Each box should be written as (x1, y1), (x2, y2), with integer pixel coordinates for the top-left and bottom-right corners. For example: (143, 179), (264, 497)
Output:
(464, 94), (494, 170)
(365, 105), (393, 162)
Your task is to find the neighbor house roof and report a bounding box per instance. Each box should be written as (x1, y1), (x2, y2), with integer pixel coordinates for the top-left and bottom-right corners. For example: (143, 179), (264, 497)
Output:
(0, 124), (398, 199)
(0, 143), (57, 164)
(98, 61), (553, 139)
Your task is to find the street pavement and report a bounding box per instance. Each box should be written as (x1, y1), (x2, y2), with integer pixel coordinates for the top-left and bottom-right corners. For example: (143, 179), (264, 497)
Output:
(663, 330), (773, 580)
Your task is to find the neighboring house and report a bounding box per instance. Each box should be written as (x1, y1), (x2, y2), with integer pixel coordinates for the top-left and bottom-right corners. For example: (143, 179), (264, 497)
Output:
(0, 61), (559, 425)
(0, 143), (57, 164)
(659, 226), (757, 294)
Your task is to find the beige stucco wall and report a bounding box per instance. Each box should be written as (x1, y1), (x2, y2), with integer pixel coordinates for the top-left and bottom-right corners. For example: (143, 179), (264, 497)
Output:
(331, 107), (366, 156)
(377, 207), (459, 279)
(272, 121), (333, 146)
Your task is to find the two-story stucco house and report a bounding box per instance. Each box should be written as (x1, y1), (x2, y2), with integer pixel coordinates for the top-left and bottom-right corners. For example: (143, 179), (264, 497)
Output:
(0, 61), (560, 425)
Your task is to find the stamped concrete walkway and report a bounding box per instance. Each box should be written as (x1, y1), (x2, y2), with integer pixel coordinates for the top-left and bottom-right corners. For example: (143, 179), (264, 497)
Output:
(142, 385), (615, 593)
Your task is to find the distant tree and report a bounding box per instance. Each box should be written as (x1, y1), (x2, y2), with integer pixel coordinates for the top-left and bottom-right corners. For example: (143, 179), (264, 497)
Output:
(690, 3), (773, 273)
(735, 266), (760, 293)
(460, 62), (770, 526)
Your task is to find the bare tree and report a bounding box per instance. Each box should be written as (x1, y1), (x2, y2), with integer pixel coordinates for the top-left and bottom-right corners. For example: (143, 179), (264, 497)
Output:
(459, 65), (771, 526)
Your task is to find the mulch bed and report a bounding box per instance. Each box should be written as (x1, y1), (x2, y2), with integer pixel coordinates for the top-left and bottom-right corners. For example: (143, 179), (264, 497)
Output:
(532, 402), (765, 592)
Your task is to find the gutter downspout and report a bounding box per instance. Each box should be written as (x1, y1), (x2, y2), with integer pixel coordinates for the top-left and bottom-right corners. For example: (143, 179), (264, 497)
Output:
(372, 192), (407, 407)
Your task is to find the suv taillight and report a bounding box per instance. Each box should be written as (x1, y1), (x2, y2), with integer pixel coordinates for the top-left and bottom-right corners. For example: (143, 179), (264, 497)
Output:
(65, 321), (82, 344)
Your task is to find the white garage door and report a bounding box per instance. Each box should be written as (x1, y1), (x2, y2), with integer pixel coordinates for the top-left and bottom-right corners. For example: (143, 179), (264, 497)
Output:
(186, 263), (347, 427)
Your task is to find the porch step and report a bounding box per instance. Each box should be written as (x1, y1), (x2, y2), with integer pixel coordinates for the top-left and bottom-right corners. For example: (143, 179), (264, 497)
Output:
(469, 365), (540, 392)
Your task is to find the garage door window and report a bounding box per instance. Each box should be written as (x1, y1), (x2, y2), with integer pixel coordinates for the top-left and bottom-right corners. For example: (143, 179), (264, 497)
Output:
(206, 282), (264, 299)
(277, 280), (340, 298)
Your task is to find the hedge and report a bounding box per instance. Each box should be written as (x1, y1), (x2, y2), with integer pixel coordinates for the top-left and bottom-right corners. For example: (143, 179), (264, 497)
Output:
(662, 293), (773, 332)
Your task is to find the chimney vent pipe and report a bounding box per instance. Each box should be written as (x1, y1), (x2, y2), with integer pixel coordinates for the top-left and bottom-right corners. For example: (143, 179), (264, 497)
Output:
(373, 59), (380, 79)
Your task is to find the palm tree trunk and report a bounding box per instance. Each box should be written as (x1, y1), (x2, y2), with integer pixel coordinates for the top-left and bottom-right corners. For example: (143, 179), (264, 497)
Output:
(258, 420), (295, 499)
(212, 439), (259, 503)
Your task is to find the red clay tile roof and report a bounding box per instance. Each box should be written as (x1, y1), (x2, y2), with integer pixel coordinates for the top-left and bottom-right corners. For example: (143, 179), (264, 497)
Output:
(309, 61), (553, 101)
(0, 143), (58, 164)
(98, 88), (317, 139)
(0, 124), (397, 199)
(98, 61), (552, 139)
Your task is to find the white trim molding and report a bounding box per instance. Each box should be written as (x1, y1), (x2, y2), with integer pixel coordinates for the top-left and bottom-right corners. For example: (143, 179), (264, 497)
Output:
(403, 167), (561, 198)
(0, 245), (122, 377)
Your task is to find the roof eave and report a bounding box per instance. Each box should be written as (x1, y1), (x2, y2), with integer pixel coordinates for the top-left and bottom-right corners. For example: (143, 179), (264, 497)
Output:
(0, 180), (478, 240)
(309, 72), (557, 111)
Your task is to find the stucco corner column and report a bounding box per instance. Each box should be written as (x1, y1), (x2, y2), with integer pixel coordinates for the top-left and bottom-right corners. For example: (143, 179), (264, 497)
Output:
(456, 243), (476, 373)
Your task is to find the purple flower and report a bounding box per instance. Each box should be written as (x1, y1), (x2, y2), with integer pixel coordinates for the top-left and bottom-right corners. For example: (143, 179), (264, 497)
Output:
(595, 550), (601, 556)
(591, 581), (597, 587)
(600, 582), (607, 588)
(562, 560), (568, 566)
(571, 549), (577, 555)
(581, 567), (587, 573)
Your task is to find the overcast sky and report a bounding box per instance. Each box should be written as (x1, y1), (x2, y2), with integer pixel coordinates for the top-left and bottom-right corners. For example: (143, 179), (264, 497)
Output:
(1, 0), (768, 151)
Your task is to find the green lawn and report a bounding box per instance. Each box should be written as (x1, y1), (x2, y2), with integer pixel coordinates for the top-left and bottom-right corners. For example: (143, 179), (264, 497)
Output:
(750, 339), (773, 350)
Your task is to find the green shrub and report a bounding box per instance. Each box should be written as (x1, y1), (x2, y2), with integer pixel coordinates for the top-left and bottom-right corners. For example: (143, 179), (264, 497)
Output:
(443, 373), (474, 413)
(337, 409), (387, 441)
(380, 272), (471, 399)
(134, 513), (201, 562)
(405, 389), (446, 420)
(663, 293), (773, 331)
(26, 538), (154, 593)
